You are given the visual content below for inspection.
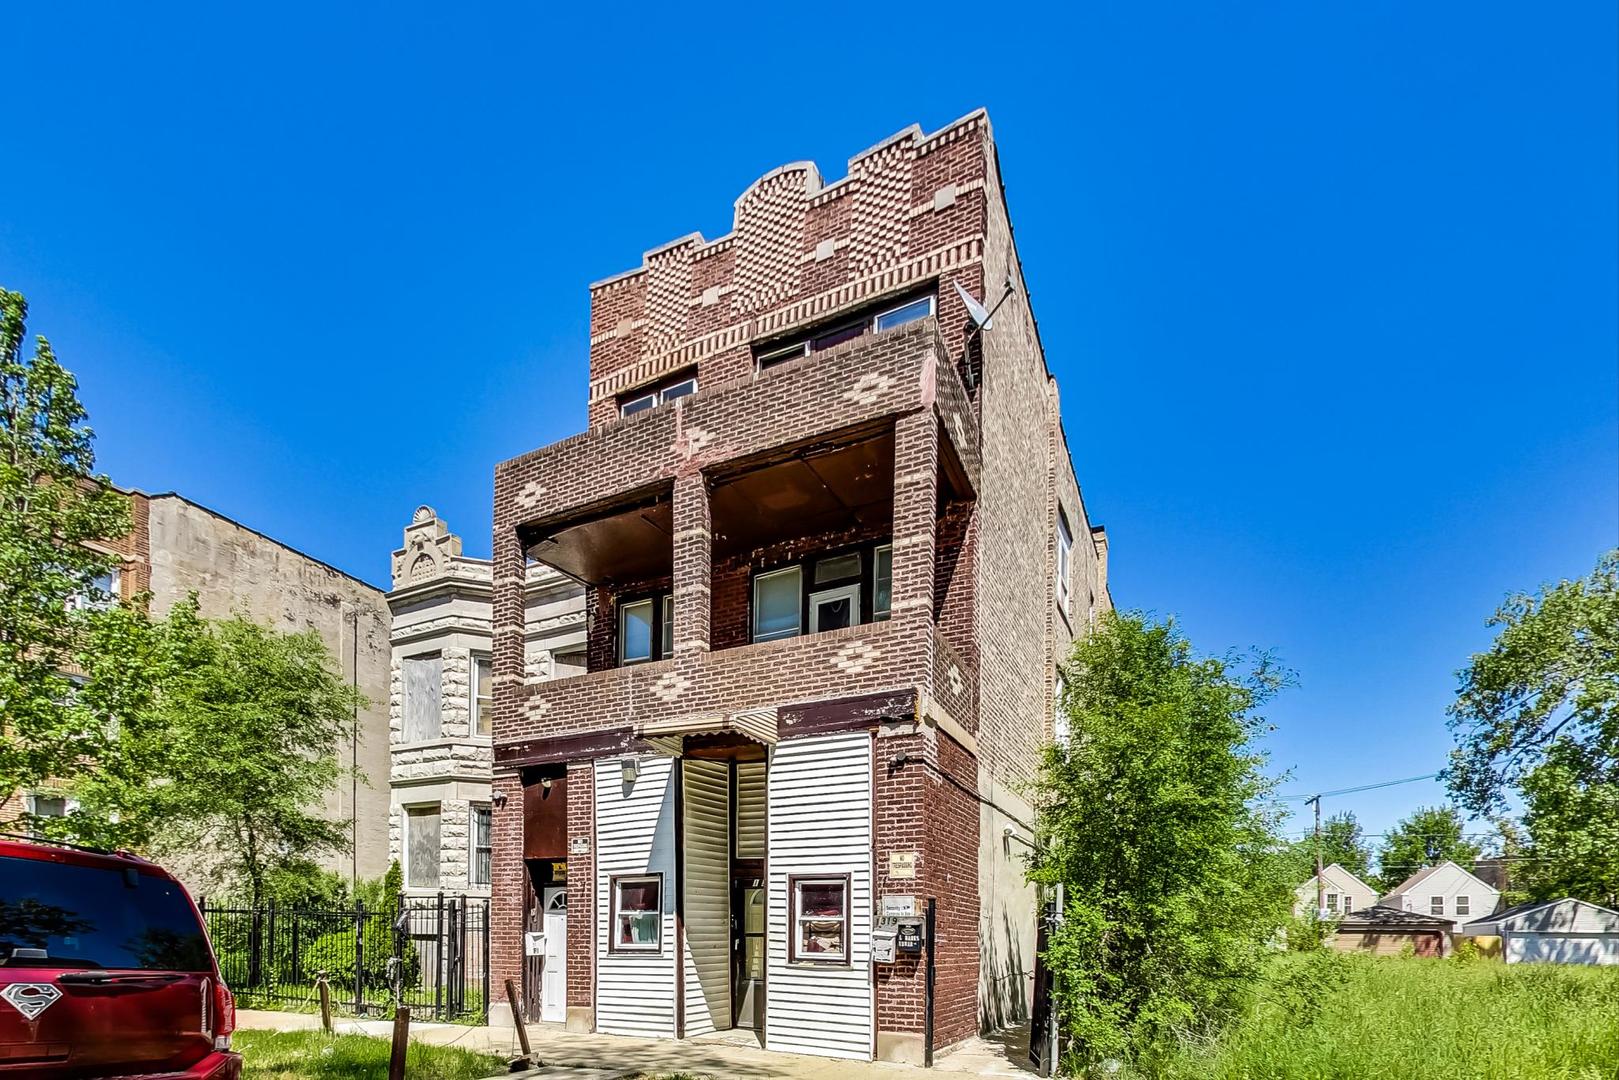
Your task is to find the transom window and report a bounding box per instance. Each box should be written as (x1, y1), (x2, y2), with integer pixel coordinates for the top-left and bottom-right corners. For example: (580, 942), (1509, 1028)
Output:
(789, 876), (850, 963)
(619, 372), (698, 417)
(610, 874), (662, 952)
(755, 292), (936, 371)
(619, 594), (674, 664)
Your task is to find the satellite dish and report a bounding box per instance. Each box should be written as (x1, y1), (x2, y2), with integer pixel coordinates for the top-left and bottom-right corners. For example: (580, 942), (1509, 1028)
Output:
(952, 278), (994, 331)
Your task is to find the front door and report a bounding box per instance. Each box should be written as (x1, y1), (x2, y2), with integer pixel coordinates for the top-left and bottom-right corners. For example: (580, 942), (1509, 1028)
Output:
(731, 869), (765, 1030)
(540, 887), (567, 1023)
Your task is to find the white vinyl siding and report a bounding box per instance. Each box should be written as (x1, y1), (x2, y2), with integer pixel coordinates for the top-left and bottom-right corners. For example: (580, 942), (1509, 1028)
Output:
(766, 732), (873, 1060)
(682, 759), (731, 1036)
(594, 756), (677, 1038)
(735, 760), (767, 860)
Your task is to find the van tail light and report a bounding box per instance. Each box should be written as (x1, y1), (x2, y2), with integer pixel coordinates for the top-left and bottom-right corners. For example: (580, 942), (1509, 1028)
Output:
(211, 980), (236, 1050)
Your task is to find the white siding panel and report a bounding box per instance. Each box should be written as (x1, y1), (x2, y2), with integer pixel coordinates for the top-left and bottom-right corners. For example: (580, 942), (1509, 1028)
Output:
(736, 760), (767, 859)
(682, 759), (732, 1035)
(765, 732), (873, 1061)
(595, 756), (677, 1038)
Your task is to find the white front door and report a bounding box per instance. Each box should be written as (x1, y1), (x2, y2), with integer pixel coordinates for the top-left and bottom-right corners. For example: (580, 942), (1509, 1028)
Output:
(541, 887), (567, 1023)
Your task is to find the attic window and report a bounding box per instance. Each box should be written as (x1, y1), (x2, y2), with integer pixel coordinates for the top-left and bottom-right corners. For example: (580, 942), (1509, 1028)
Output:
(1456, 895), (1470, 917)
(1430, 895), (1445, 916)
(619, 372), (698, 417)
(754, 290), (937, 371)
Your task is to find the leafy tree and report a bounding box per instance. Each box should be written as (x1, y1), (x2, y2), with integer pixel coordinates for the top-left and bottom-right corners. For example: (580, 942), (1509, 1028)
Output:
(1446, 551), (1618, 814)
(0, 288), (133, 800)
(1375, 806), (1482, 892)
(68, 598), (363, 909)
(1028, 612), (1296, 1072)
(1290, 811), (1373, 884)
(1513, 746), (1619, 906)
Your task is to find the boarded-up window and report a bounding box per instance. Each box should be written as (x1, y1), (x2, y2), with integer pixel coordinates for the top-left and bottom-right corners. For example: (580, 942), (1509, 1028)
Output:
(403, 654), (442, 742)
(552, 650), (586, 678)
(405, 805), (441, 889)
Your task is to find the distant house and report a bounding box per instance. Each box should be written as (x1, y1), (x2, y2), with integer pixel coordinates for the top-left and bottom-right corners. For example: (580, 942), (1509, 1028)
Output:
(1293, 863), (1379, 919)
(1333, 905), (1454, 957)
(1378, 860), (1500, 927)
(1462, 898), (1619, 965)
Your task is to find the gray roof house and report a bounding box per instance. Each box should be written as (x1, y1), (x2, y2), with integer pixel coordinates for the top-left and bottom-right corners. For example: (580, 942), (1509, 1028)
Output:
(1462, 898), (1619, 965)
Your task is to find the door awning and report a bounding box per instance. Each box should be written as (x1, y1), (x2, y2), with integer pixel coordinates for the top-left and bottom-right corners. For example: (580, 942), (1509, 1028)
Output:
(638, 706), (779, 749)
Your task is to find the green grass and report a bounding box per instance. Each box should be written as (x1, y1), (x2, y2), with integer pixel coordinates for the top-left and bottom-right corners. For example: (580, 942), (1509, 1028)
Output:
(230, 983), (488, 1025)
(234, 1030), (504, 1080)
(1159, 953), (1619, 1080)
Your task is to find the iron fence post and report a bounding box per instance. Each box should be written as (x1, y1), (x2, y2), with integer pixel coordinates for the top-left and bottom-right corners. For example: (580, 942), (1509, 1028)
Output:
(434, 891), (445, 1021)
(482, 899), (491, 1024)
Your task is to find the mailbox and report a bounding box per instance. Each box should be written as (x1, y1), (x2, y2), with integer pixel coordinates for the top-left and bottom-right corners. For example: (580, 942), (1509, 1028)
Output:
(895, 917), (925, 954)
(871, 926), (898, 964)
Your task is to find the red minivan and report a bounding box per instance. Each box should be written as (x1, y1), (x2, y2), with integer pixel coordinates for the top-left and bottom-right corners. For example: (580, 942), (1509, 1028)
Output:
(0, 836), (241, 1078)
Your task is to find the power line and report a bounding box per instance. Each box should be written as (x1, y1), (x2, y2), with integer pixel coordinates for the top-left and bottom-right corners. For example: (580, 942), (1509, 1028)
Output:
(1275, 772), (1441, 802)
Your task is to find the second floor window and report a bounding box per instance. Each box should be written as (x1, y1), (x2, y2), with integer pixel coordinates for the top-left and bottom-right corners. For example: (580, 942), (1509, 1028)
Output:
(1455, 895), (1470, 917)
(471, 654), (493, 736)
(750, 543), (892, 645)
(403, 654), (443, 742)
(1430, 895), (1445, 916)
(620, 594), (674, 664)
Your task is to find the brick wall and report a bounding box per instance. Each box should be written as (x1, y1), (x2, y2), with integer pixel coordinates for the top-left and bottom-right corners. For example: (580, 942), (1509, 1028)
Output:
(565, 760), (595, 1011)
(489, 770), (524, 997)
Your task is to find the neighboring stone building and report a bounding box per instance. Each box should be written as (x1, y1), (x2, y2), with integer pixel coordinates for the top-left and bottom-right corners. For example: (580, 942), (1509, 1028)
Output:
(386, 507), (585, 899)
(5, 489), (394, 886)
(486, 110), (1111, 1064)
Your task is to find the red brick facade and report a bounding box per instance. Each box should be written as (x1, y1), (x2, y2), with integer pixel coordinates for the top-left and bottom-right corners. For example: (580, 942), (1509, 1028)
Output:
(490, 110), (1110, 1061)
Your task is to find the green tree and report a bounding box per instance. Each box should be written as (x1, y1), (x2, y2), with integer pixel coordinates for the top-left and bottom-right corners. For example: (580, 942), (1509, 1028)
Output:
(1375, 806), (1482, 892)
(1513, 745), (1619, 906)
(1446, 551), (1618, 814)
(1028, 612), (1296, 1072)
(0, 289), (134, 802)
(69, 599), (363, 908)
(1291, 811), (1373, 883)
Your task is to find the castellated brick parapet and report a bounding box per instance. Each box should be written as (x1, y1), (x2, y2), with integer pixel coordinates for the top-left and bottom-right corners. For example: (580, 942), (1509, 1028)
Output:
(584, 110), (994, 427)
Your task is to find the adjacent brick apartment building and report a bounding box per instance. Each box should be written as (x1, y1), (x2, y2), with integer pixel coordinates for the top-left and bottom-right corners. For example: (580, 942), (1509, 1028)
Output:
(488, 110), (1110, 1064)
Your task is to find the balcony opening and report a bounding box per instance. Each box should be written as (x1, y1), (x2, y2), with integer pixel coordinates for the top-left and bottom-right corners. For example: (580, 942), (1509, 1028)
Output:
(521, 484), (674, 674)
(708, 428), (896, 651)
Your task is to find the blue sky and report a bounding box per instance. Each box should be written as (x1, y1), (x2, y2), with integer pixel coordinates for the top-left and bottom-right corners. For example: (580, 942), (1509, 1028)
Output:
(2, 4), (1614, 842)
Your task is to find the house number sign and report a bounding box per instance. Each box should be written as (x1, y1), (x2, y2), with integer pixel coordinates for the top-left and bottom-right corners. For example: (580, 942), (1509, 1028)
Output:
(569, 836), (590, 854)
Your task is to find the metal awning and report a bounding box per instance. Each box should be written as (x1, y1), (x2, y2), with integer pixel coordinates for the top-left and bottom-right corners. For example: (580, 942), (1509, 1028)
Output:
(638, 706), (779, 749)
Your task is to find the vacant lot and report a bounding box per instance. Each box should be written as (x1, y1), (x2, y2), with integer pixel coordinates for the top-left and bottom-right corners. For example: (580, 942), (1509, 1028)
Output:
(1163, 953), (1619, 1080)
(234, 1030), (504, 1080)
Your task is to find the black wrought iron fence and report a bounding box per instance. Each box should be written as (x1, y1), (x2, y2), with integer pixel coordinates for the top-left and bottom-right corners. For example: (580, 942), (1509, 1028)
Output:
(199, 894), (490, 1024)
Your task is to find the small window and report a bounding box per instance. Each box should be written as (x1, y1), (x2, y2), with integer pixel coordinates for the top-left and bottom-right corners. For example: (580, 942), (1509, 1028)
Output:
(753, 567), (802, 642)
(405, 805), (441, 889)
(470, 804), (492, 887)
(620, 599), (655, 664)
(620, 393), (657, 417)
(1455, 895), (1470, 917)
(1053, 674), (1069, 743)
(809, 583), (861, 633)
(403, 654), (443, 742)
(790, 876), (850, 963)
(1430, 895), (1445, 916)
(873, 545), (893, 620)
(472, 654), (493, 737)
(660, 378), (696, 403)
(1056, 511), (1073, 616)
(1342, 895), (1353, 914)
(757, 341), (808, 370)
(814, 551), (863, 585)
(1325, 893), (1339, 914)
(873, 295), (934, 332)
(29, 795), (68, 819)
(611, 874), (662, 951)
(661, 594), (675, 658)
(810, 320), (865, 353)
(70, 567), (122, 611)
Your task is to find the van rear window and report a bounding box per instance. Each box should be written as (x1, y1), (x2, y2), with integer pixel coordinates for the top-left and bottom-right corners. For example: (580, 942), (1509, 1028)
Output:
(0, 855), (212, 971)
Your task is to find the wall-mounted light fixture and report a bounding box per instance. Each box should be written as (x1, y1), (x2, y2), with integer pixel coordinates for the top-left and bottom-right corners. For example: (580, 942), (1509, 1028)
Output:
(541, 777), (552, 792)
(491, 790), (508, 807)
(620, 756), (640, 786)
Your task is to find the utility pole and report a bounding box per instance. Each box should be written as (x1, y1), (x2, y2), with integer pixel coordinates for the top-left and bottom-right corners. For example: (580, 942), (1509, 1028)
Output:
(1310, 794), (1323, 914)
(350, 609), (360, 896)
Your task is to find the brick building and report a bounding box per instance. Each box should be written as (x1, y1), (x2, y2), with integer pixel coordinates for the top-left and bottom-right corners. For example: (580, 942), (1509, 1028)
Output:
(488, 110), (1110, 1064)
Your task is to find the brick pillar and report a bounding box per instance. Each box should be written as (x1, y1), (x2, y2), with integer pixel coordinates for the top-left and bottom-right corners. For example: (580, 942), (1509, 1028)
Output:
(891, 410), (941, 625)
(671, 470), (713, 655)
(564, 760), (596, 1031)
(874, 725), (931, 1062)
(488, 491), (527, 1025)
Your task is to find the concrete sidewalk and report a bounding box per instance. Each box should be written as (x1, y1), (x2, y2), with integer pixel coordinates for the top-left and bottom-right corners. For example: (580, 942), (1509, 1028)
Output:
(235, 1009), (1036, 1078)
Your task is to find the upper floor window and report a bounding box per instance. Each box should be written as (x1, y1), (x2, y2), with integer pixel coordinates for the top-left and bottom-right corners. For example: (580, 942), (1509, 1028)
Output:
(1325, 893), (1339, 914)
(620, 594), (674, 664)
(471, 653), (493, 737)
(1430, 895), (1445, 916)
(1056, 510), (1073, 616)
(1455, 895), (1470, 917)
(69, 567), (121, 611)
(619, 372), (698, 417)
(755, 292), (937, 371)
(750, 543), (890, 644)
(1342, 895), (1353, 913)
(402, 653), (443, 742)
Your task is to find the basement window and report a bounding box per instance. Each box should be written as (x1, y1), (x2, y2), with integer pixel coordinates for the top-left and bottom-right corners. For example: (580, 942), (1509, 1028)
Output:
(611, 874), (662, 952)
(789, 875), (850, 964)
